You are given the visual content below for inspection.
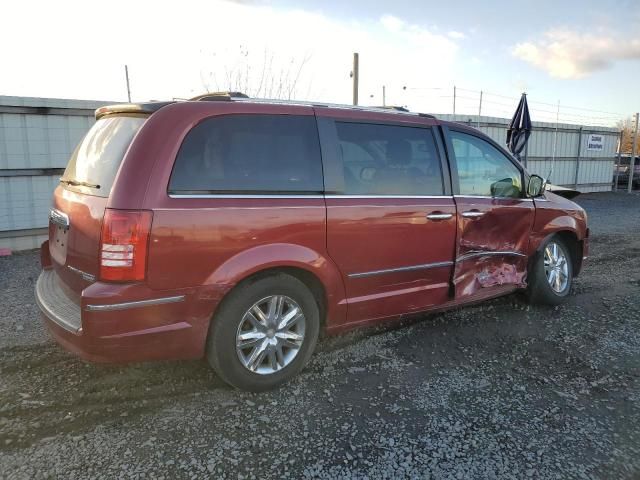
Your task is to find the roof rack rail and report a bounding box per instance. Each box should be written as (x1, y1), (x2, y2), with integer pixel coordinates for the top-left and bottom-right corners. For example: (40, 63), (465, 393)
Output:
(190, 92), (249, 101)
(229, 97), (435, 118)
(374, 105), (409, 112)
(186, 93), (437, 119)
(374, 105), (435, 118)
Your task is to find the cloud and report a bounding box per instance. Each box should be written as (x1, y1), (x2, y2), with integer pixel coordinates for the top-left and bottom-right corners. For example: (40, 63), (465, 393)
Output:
(380, 14), (405, 32)
(194, 8), (460, 107)
(513, 29), (640, 79)
(447, 30), (466, 40)
(0, 0), (460, 112)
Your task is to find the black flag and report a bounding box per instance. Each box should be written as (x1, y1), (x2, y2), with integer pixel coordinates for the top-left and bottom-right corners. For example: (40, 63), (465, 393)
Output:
(506, 93), (532, 159)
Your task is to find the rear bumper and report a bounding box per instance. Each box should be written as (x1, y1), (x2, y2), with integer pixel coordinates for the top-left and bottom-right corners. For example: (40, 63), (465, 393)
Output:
(35, 269), (228, 363)
(36, 269), (82, 334)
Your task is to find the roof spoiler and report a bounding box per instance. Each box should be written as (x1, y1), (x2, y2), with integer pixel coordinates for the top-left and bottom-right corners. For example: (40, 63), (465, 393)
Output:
(95, 101), (175, 120)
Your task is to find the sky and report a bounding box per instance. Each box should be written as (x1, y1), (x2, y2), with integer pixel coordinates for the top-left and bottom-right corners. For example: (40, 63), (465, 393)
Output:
(1, 0), (639, 126)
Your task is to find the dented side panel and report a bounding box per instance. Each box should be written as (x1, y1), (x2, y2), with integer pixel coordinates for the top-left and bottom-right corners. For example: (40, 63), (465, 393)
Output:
(529, 192), (588, 255)
(452, 196), (535, 298)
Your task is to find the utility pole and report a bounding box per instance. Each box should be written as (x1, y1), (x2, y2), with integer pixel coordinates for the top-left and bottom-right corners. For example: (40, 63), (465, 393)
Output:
(574, 126), (583, 190)
(124, 65), (132, 103)
(382, 85), (386, 107)
(628, 112), (639, 193)
(552, 100), (560, 170)
(477, 90), (483, 127)
(352, 53), (359, 106)
(614, 129), (623, 190)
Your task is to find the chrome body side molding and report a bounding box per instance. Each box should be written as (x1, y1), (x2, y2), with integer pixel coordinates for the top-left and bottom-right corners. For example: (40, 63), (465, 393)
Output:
(456, 251), (527, 262)
(85, 295), (186, 312)
(169, 194), (324, 199)
(349, 261), (454, 279)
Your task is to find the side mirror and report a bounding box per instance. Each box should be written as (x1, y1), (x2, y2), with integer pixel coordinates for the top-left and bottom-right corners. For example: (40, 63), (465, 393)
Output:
(490, 178), (518, 197)
(527, 174), (545, 197)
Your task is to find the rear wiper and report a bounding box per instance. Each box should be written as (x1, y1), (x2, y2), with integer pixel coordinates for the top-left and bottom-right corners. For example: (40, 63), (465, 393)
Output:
(60, 178), (100, 189)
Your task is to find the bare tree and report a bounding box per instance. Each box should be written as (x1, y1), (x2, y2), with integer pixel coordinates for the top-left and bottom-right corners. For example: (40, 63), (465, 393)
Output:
(199, 46), (312, 100)
(616, 117), (640, 154)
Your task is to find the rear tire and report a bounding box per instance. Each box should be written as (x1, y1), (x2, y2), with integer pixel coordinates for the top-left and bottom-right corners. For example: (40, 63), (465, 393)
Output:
(206, 273), (320, 392)
(527, 236), (573, 306)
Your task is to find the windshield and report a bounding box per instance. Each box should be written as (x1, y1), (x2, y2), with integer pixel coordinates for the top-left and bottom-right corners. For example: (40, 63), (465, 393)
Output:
(61, 115), (146, 197)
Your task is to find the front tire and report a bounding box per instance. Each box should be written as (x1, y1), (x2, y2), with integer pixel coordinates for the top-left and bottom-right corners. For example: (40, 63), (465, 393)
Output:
(206, 273), (320, 392)
(527, 236), (573, 306)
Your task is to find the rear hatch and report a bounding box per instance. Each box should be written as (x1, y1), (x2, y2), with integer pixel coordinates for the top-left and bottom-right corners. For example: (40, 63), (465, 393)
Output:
(50, 115), (147, 294)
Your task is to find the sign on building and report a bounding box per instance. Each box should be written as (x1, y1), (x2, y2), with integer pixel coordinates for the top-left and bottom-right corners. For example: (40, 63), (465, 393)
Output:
(586, 134), (604, 151)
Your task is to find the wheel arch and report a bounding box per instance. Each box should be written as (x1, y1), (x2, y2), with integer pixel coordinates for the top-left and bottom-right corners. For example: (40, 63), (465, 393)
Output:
(531, 229), (584, 277)
(203, 243), (347, 339)
(229, 266), (329, 328)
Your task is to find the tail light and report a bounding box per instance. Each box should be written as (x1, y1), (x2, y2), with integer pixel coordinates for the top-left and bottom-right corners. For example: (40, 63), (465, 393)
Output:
(100, 209), (153, 282)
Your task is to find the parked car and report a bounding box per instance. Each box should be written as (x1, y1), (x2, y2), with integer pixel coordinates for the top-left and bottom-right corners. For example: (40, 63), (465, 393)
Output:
(36, 94), (589, 391)
(614, 156), (640, 188)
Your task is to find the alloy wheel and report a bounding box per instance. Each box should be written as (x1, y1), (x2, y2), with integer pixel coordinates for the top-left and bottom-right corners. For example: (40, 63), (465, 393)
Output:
(236, 295), (306, 375)
(543, 242), (569, 294)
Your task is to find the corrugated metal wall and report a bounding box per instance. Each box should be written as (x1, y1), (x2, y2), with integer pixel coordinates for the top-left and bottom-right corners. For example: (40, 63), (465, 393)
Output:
(0, 96), (110, 250)
(438, 114), (618, 192)
(0, 97), (620, 251)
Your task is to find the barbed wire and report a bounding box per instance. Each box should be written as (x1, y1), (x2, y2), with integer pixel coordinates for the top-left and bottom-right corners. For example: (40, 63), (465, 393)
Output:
(384, 85), (630, 128)
(454, 86), (627, 116)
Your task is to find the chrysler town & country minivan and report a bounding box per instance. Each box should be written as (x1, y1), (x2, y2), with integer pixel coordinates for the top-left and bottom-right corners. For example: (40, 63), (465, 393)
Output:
(36, 93), (589, 391)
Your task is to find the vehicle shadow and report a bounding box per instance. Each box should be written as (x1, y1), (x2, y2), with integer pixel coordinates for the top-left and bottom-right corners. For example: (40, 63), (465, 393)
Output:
(0, 290), (544, 450)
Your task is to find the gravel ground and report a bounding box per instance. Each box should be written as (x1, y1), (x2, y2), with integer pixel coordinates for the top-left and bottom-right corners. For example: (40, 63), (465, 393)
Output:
(1, 192), (639, 479)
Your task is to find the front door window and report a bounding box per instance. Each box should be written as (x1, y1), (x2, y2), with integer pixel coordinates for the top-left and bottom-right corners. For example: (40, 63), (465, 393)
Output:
(450, 131), (522, 198)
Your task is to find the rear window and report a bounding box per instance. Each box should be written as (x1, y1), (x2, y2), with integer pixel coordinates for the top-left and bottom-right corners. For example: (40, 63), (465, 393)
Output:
(61, 116), (146, 197)
(168, 114), (323, 194)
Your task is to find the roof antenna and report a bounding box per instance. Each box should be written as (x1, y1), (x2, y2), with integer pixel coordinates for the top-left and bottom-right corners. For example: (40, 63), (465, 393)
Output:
(549, 99), (560, 186)
(124, 65), (132, 103)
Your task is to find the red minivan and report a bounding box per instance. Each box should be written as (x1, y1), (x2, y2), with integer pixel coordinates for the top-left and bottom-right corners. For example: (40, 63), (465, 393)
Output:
(36, 94), (589, 391)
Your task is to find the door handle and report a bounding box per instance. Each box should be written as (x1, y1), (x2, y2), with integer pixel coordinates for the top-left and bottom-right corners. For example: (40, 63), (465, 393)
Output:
(461, 210), (485, 218)
(426, 213), (453, 221)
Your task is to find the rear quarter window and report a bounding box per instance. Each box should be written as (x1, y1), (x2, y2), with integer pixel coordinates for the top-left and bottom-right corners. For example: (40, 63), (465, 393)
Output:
(168, 114), (323, 194)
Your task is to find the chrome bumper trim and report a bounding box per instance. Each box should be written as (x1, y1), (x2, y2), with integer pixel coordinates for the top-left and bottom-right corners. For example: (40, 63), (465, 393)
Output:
(85, 295), (186, 312)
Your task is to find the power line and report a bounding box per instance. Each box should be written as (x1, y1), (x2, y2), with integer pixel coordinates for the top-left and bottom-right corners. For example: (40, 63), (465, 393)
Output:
(391, 83), (628, 127)
(424, 96), (622, 125)
(450, 85), (627, 116)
